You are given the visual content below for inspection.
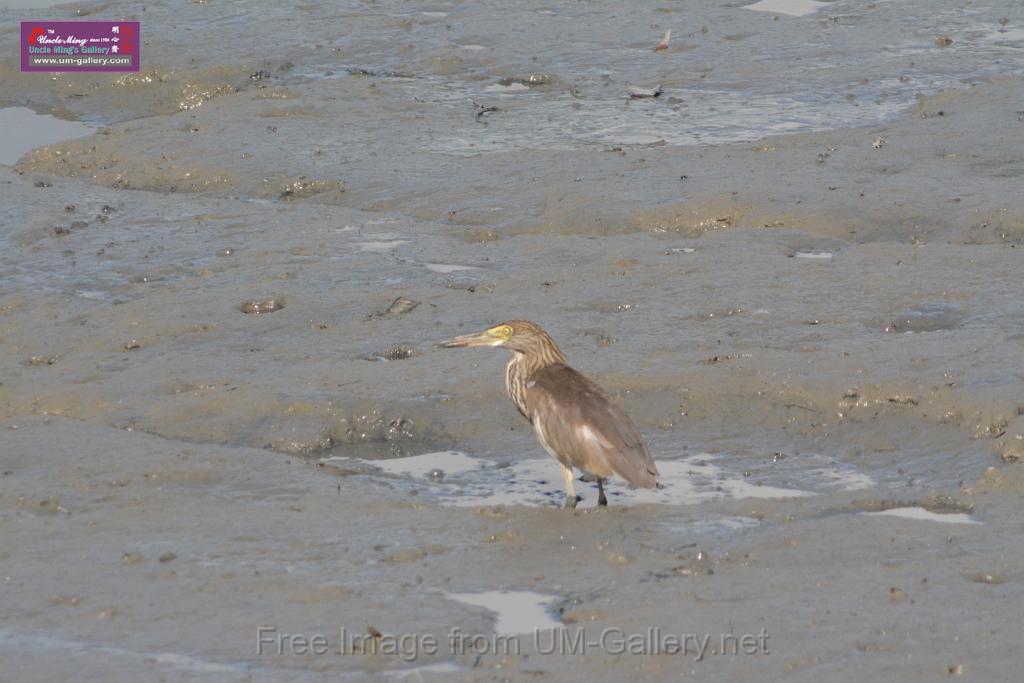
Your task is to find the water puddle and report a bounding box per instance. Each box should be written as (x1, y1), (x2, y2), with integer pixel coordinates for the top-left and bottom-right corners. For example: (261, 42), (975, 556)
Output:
(865, 507), (981, 525)
(369, 450), (480, 479)
(0, 0), (75, 8)
(656, 514), (764, 538)
(793, 250), (835, 260)
(381, 661), (462, 681)
(877, 303), (966, 333)
(744, 0), (828, 18)
(317, 451), (871, 508)
(0, 107), (95, 166)
(425, 263), (478, 274)
(430, 86), (911, 154)
(443, 590), (562, 636)
(483, 83), (531, 93)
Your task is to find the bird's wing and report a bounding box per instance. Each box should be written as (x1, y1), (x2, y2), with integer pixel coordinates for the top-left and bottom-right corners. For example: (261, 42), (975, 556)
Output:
(525, 364), (659, 488)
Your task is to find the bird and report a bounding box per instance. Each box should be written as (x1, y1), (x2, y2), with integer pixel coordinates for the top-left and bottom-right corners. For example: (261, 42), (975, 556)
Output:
(437, 320), (660, 509)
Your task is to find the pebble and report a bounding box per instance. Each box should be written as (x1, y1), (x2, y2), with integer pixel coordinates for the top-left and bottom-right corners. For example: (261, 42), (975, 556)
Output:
(121, 552), (144, 565)
(386, 297), (420, 316)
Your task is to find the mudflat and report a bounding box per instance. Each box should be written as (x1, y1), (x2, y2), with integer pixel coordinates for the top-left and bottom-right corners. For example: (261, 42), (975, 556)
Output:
(2, 1), (1023, 680)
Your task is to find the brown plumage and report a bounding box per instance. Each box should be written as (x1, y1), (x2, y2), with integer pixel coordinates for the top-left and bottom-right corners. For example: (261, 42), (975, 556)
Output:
(437, 320), (659, 508)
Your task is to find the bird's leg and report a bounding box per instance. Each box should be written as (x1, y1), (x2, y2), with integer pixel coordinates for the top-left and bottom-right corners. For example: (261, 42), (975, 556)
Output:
(597, 478), (608, 507)
(560, 463), (578, 509)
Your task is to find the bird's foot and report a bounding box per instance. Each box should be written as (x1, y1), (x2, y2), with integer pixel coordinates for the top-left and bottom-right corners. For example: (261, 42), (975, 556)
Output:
(598, 492), (608, 507)
(563, 494), (580, 510)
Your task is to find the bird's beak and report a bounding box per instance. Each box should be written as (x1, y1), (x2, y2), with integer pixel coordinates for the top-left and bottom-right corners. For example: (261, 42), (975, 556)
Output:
(435, 330), (495, 349)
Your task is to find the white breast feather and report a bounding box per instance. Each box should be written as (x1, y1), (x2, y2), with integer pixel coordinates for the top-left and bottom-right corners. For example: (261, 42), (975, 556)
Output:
(532, 414), (561, 462)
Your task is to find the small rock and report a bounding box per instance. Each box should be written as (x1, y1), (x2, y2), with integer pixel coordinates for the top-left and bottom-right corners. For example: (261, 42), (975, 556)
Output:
(121, 552), (144, 565)
(158, 551), (177, 563)
(386, 297), (420, 316)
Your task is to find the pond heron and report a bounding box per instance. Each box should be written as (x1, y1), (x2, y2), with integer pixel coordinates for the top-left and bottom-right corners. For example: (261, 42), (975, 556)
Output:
(437, 320), (660, 508)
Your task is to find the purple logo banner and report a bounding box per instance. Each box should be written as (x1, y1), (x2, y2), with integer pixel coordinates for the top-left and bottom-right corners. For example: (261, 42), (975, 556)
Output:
(21, 20), (139, 73)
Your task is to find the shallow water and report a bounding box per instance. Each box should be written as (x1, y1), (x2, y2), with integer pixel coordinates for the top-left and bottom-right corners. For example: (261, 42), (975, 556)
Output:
(865, 506), (981, 525)
(322, 450), (867, 508)
(745, 0), (829, 18)
(443, 590), (562, 635)
(0, 107), (94, 165)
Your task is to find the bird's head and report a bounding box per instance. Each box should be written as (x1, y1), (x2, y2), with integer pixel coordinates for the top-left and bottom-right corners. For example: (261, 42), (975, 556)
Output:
(436, 319), (562, 357)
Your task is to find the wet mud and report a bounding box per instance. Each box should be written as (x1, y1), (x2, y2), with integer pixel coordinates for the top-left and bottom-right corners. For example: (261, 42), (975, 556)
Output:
(2, 0), (1024, 681)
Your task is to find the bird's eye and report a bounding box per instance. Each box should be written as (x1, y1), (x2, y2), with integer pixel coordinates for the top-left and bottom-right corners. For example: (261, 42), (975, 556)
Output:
(502, 326), (513, 337)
